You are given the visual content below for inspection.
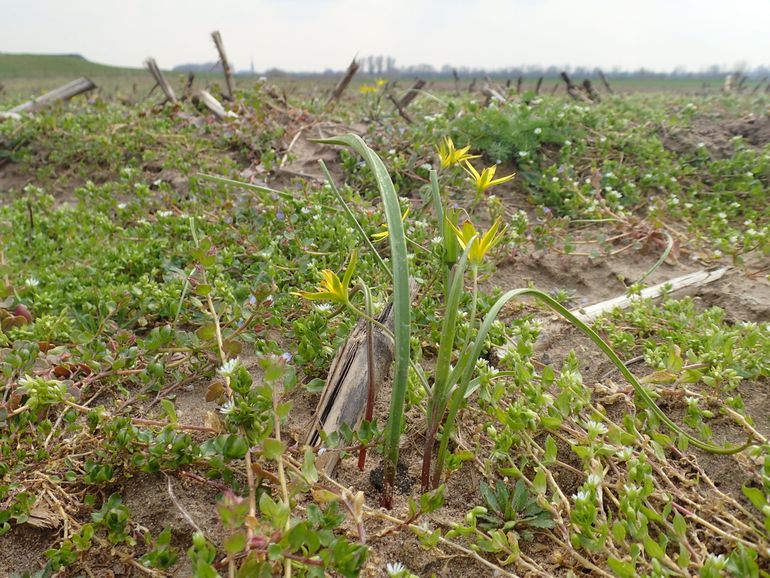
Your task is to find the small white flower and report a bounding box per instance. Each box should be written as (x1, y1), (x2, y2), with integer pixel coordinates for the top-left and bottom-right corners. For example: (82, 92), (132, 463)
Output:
(314, 303), (333, 312)
(586, 474), (602, 488)
(386, 562), (406, 577)
(117, 202), (127, 210)
(218, 358), (240, 377)
(616, 447), (633, 461)
(585, 420), (608, 436)
(25, 277), (40, 288)
(534, 127), (542, 135)
(219, 399), (236, 415)
(518, 150), (528, 157)
(157, 210), (173, 218)
(564, 140), (572, 146)
(573, 490), (590, 503)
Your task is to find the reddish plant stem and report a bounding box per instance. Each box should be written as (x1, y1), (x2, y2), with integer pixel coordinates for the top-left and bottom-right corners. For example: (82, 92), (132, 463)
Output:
(358, 314), (376, 470)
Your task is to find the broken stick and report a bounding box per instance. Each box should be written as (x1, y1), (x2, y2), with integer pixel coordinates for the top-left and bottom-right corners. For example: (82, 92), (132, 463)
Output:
(571, 267), (729, 323)
(530, 267), (729, 356)
(211, 30), (235, 101)
(9, 77), (96, 115)
(397, 78), (426, 109)
(387, 93), (413, 124)
(305, 301), (397, 475)
(560, 71), (587, 102)
(327, 58), (360, 106)
(144, 58), (177, 103)
(481, 83), (507, 105)
(597, 69), (614, 94)
(195, 90), (237, 120)
(582, 79), (601, 102)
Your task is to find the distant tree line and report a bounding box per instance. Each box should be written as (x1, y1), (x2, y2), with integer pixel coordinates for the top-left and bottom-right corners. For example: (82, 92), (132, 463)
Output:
(233, 55), (770, 79)
(173, 62), (226, 73)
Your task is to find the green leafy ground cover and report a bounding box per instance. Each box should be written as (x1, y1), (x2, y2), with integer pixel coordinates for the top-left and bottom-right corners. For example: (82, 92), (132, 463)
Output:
(0, 80), (768, 577)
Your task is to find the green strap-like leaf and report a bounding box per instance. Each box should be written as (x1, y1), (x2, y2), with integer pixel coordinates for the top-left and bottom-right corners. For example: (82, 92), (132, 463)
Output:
(314, 134), (411, 505)
(434, 288), (752, 486)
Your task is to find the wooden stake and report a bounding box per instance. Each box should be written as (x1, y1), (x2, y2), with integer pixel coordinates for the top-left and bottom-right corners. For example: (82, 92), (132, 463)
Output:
(327, 58), (360, 106)
(597, 69), (614, 94)
(211, 30), (235, 101)
(9, 77), (96, 114)
(183, 72), (195, 100)
(516, 76), (523, 94)
(751, 77), (767, 95)
(481, 83), (507, 105)
(144, 58), (177, 103)
(305, 282), (418, 475)
(452, 69), (460, 96)
(582, 79), (601, 102)
(397, 78), (426, 109)
(305, 303), (396, 475)
(387, 93), (413, 124)
(535, 76), (543, 95)
(560, 71), (587, 101)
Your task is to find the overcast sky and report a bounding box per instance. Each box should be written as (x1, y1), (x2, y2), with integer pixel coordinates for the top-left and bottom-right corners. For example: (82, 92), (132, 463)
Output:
(2, 0), (768, 72)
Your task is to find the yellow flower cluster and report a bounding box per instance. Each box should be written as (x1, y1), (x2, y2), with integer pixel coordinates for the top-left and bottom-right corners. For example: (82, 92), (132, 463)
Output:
(359, 78), (387, 94)
(437, 137), (515, 196)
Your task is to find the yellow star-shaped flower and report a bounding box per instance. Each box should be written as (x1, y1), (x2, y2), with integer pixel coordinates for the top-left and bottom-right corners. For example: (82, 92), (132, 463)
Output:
(292, 251), (358, 305)
(437, 137), (479, 169)
(448, 218), (507, 266)
(463, 162), (515, 197)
